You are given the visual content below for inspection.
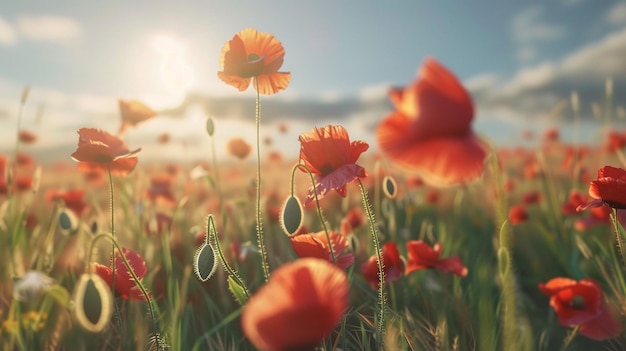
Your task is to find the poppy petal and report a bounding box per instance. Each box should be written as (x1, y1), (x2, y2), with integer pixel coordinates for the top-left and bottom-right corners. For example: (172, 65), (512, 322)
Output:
(217, 72), (251, 92)
(305, 164), (367, 205)
(435, 257), (468, 277)
(579, 305), (623, 340)
(254, 72), (291, 95)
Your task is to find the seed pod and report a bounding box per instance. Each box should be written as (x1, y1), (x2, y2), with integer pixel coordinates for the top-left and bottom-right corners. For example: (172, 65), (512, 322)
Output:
(58, 209), (79, 235)
(193, 243), (218, 282)
(73, 273), (113, 333)
(382, 176), (398, 199)
(280, 195), (303, 236)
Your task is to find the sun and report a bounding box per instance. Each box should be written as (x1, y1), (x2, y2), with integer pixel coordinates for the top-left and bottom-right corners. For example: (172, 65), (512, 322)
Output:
(149, 33), (195, 92)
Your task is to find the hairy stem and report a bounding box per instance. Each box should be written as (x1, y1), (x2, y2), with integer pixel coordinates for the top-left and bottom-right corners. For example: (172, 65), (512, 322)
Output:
(254, 79), (270, 282)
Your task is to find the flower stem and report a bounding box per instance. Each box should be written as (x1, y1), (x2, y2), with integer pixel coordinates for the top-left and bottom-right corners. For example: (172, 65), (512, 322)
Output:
(357, 179), (385, 345)
(107, 167), (117, 304)
(254, 79), (270, 282)
(291, 164), (336, 264)
(610, 209), (626, 270)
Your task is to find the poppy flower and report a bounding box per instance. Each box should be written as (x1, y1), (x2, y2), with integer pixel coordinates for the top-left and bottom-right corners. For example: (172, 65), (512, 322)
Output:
(298, 125), (369, 205)
(508, 205), (529, 225)
(290, 231), (354, 270)
(241, 258), (348, 351)
(376, 58), (487, 187)
(16, 152), (35, 168)
(218, 28), (291, 95)
(93, 248), (151, 301)
(144, 174), (176, 207)
(539, 277), (622, 340)
(578, 166), (626, 210)
(542, 127), (560, 142)
(70, 128), (141, 176)
(360, 242), (405, 289)
(18, 130), (37, 144)
(405, 241), (467, 277)
(521, 190), (542, 205)
(45, 189), (89, 217)
(562, 189), (588, 216)
(118, 99), (157, 135)
(227, 137), (252, 160)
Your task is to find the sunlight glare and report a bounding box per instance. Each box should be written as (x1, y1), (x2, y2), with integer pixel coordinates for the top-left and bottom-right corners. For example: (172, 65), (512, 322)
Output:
(149, 33), (195, 92)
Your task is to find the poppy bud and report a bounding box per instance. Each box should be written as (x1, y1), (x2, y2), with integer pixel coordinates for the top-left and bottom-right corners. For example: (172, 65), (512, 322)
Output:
(382, 176), (398, 199)
(193, 243), (217, 282)
(206, 117), (215, 136)
(73, 273), (113, 333)
(280, 195), (303, 236)
(58, 209), (79, 235)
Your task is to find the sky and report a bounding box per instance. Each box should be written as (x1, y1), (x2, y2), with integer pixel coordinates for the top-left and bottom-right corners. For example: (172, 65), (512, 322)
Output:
(1, 0), (626, 164)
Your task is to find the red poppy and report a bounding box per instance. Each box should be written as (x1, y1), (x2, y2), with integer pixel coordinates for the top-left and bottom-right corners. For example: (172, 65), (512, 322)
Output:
(542, 127), (560, 142)
(606, 131), (626, 153)
(18, 130), (37, 144)
(521, 190), (542, 205)
(13, 176), (33, 193)
(508, 205), (529, 225)
(562, 189), (588, 215)
(241, 258), (348, 351)
(46, 189), (89, 217)
(70, 128), (141, 176)
(118, 99), (157, 135)
(93, 248), (151, 301)
(405, 241), (467, 277)
(339, 208), (365, 235)
(16, 152), (35, 168)
(360, 242), (405, 289)
(290, 231), (354, 270)
(298, 125), (369, 205)
(579, 166), (626, 210)
(425, 189), (440, 204)
(539, 277), (622, 340)
(376, 58), (487, 186)
(144, 174), (176, 207)
(218, 28), (291, 95)
(227, 137), (252, 160)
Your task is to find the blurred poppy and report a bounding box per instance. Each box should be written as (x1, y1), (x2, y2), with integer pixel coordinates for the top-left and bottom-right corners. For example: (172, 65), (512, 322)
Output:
(339, 208), (365, 235)
(425, 189), (440, 204)
(508, 205), (529, 225)
(298, 125), (369, 205)
(405, 241), (467, 277)
(376, 58), (487, 186)
(562, 189), (587, 215)
(118, 99), (157, 135)
(542, 128), (560, 142)
(360, 242), (405, 289)
(93, 248), (151, 301)
(606, 131), (626, 153)
(157, 133), (170, 144)
(521, 190), (542, 205)
(539, 277), (622, 340)
(227, 137), (252, 160)
(241, 258), (348, 351)
(16, 152), (35, 168)
(144, 174), (176, 207)
(290, 231), (354, 270)
(218, 28), (291, 95)
(18, 130), (37, 144)
(71, 128), (141, 176)
(578, 166), (626, 210)
(46, 189), (89, 217)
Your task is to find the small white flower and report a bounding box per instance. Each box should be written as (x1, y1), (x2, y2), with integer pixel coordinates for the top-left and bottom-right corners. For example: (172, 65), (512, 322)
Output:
(14, 271), (55, 302)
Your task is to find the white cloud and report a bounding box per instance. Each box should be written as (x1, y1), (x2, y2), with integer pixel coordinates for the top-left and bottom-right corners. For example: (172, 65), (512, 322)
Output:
(15, 15), (81, 43)
(0, 17), (16, 46)
(512, 6), (565, 43)
(607, 2), (626, 26)
(516, 46), (537, 62)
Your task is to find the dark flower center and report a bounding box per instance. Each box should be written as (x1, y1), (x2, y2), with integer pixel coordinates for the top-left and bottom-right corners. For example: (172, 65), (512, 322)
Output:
(569, 295), (585, 310)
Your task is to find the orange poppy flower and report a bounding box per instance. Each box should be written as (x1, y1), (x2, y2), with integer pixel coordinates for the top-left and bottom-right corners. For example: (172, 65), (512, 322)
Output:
(376, 58), (487, 186)
(539, 277), (622, 340)
(405, 241), (467, 277)
(227, 137), (252, 160)
(290, 231), (354, 269)
(298, 125), (369, 205)
(360, 242), (405, 289)
(241, 258), (348, 351)
(217, 28), (291, 95)
(93, 247), (151, 301)
(46, 189), (89, 218)
(70, 128), (141, 176)
(18, 130), (37, 144)
(118, 99), (157, 135)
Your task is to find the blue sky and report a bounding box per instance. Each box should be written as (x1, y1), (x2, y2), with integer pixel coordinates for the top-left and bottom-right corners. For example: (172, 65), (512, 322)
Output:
(0, 0), (625, 163)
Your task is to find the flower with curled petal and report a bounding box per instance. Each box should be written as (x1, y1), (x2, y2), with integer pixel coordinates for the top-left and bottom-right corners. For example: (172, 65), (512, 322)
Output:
(71, 128), (141, 176)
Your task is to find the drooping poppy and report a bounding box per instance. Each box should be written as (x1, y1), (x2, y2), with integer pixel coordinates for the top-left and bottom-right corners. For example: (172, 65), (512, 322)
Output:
(578, 166), (626, 210)
(227, 137), (252, 160)
(376, 58), (487, 186)
(70, 128), (141, 176)
(241, 258), (348, 351)
(93, 247), (151, 301)
(539, 277), (622, 340)
(45, 189), (89, 218)
(405, 240), (467, 277)
(218, 28), (291, 95)
(360, 242), (405, 289)
(290, 231), (354, 270)
(298, 125), (369, 205)
(118, 99), (157, 135)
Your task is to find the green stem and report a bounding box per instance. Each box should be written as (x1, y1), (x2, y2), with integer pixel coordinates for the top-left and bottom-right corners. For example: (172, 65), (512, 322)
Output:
(206, 214), (250, 299)
(357, 179), (385, 345)
(107, 166), (117, 308)
(290, 164), (336, 264)
(254, 79), (270, 282)
(610, 209), (626, 270)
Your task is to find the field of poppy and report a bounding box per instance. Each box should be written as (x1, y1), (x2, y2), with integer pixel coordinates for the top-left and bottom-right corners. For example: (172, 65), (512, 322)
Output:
(2, 27), (626, 351)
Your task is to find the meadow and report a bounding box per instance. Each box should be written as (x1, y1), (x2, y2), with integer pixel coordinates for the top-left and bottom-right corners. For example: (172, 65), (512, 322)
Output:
(2, 28), (626, 351)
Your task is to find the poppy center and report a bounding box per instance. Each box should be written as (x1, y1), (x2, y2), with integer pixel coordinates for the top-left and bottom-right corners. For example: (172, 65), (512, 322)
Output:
(569, 295), (585, 310)
(247, 53), (263, 63)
